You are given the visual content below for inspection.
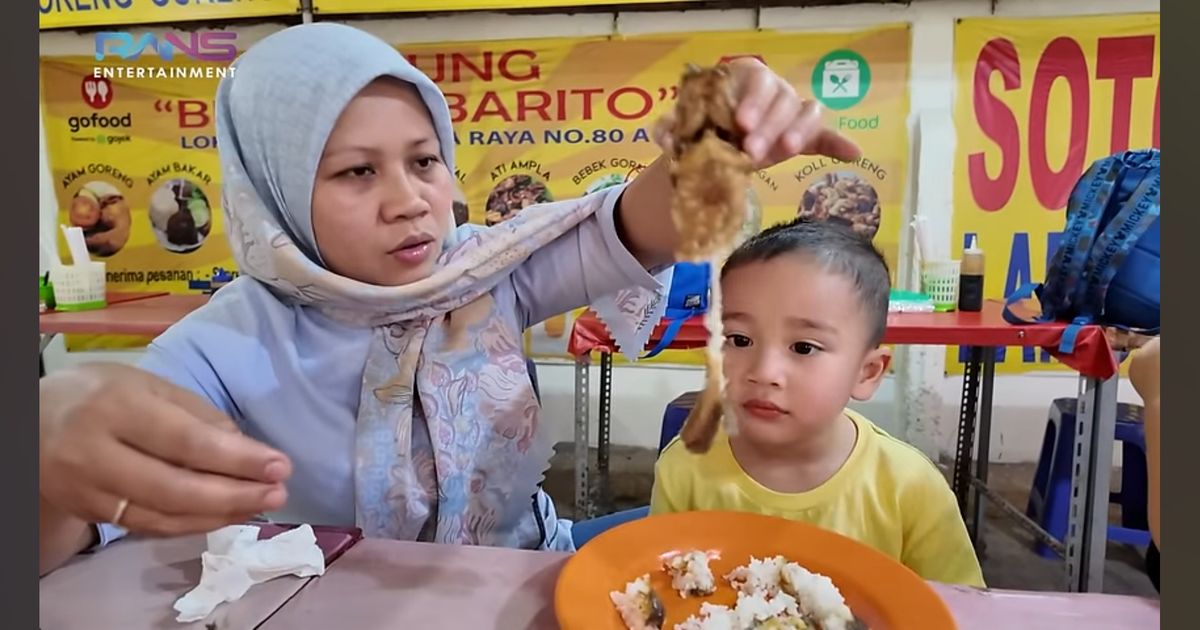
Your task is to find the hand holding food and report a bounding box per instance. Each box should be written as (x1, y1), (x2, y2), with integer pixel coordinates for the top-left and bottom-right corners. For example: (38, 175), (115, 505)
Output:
(654, 57), (862, 170)
(663, 63), (750, 454)
(39, 363), (293, 538)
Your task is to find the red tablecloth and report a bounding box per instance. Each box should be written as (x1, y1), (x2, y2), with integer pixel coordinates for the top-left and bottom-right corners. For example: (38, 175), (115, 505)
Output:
(568, 300), (1118, 380)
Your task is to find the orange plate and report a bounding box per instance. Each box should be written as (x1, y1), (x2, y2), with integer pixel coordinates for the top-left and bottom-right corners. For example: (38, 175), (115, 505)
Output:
(555, 511), (957, 630)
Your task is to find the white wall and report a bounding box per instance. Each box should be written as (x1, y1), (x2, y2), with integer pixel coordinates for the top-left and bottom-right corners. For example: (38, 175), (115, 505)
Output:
(39, 0), (1156, 463)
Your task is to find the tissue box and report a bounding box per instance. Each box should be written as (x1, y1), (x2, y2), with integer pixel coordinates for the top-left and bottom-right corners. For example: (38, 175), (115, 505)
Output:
(48, 262), (106, 312)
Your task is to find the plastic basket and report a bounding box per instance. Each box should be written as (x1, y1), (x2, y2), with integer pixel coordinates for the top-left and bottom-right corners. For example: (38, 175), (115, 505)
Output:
(48, 262), (106, 312)
(920, 260), (961, 312)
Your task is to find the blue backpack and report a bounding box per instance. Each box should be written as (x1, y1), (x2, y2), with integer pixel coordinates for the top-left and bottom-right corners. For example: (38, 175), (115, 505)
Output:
(1003, 149), (1160, 353)
(642, 262), (710, 358)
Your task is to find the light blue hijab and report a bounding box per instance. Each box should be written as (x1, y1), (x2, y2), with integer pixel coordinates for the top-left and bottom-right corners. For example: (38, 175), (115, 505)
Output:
(209, 23), (667, 547)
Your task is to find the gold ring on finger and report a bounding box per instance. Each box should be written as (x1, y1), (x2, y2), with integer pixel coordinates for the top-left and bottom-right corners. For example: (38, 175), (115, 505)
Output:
(111, 497), (130, 526)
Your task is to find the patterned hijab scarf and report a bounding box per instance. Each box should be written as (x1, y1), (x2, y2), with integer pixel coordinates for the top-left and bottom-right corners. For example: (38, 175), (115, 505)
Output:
(213, 23), (667, 546)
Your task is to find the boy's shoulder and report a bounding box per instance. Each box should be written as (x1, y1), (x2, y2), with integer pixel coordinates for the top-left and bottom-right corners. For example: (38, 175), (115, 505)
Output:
(849, 410), (949, 489)
(655, 432), (731, 478)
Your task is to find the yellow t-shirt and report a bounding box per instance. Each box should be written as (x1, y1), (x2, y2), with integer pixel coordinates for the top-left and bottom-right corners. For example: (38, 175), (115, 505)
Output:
(650, 409), (986, 588)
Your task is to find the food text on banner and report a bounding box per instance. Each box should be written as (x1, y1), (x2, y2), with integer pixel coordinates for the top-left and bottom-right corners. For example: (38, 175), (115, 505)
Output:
(950, 14), (1159, 375)
(39, 0), (301, 30)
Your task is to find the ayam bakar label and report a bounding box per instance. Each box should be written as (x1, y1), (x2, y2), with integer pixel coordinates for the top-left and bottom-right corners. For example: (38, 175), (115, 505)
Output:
(147, 162), (214, 187)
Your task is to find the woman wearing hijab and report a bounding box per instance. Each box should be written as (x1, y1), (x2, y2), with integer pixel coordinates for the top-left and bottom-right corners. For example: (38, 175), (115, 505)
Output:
(39, 23), (860, 575)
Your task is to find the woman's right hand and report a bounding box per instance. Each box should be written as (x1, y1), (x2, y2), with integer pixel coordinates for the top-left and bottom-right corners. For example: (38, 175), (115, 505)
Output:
(40, 363), (292, 538)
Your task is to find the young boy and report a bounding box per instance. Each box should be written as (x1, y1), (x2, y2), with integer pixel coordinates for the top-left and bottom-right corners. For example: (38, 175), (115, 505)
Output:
(651, 217), (985, 587)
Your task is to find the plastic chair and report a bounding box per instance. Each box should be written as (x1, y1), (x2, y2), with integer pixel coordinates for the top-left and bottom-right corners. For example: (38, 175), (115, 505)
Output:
(572, 506), (650, 548)
(660, 391), (700, 453)
(1026, 398), (1151, 558)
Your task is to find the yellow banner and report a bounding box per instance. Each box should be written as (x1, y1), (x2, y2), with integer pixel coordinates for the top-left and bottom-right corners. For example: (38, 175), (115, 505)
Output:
(41, 55), (238, 350)
(313, 0), (699, 14)
(41, 25), (910, 359)
(950, 14), (1159, 374)
(39, 0), (300, 30)
(394, 26), (911, 363)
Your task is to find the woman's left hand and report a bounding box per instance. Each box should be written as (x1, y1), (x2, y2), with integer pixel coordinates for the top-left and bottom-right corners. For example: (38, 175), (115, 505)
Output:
(655, 57), (863, 168)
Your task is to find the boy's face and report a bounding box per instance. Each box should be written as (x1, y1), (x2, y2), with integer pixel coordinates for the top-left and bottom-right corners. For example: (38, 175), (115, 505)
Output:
(720, 254), (890, 448)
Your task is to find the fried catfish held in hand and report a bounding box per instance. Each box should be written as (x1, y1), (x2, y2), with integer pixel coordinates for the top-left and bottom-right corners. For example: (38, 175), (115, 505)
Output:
(666, 63), (754, 454)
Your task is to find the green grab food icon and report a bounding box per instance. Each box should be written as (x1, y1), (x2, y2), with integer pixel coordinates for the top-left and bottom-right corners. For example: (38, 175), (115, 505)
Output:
(811, 49), (871, 111)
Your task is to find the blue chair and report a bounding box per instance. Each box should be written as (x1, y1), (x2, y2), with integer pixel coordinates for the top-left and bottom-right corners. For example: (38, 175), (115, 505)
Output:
(1026, 398), (1151, 558)
(572, 506), (650, 548)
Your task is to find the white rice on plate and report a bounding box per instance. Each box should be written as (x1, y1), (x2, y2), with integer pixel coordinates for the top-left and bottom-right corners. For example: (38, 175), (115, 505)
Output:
(610, 574), (666, 630)
(611, 553), (861, 630)
(664, 550), (718, 598)
(675, 591), (810, 629)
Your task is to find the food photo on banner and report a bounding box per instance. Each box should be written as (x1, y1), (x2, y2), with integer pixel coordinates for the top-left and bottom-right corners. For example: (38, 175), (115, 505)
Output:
(397, 24), (911, 363)
(950, 13), (1159, 374)
(40, 32), (246, 351)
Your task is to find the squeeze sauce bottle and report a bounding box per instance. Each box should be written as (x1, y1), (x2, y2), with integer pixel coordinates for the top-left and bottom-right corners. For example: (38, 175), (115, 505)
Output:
(958, 236), (985, 312)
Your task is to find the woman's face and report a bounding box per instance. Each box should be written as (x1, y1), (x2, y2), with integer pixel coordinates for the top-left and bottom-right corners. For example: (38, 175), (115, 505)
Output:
(311, 78), (453, 286)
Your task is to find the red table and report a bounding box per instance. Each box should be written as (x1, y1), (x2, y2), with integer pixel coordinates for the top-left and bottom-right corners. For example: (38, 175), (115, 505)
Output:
(39, 292), (211, 376)
(567, 300), (1120, 594)
(40, 293), (209, 337)
(568, 301), (1117, 379)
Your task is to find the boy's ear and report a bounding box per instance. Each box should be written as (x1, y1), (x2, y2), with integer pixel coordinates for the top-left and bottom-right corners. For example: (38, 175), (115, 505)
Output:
(850, 346), (891, 401)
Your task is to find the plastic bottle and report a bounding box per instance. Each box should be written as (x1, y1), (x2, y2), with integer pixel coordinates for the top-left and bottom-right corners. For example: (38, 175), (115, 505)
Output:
(958, 236), (985, 312)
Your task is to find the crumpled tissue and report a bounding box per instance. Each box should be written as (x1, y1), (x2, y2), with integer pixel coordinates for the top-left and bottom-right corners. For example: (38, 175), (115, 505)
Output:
(173, 523), (326, 623)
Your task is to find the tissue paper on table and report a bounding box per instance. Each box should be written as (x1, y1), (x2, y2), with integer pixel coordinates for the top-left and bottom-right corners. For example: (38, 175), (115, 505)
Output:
(173, 523), (326, 623)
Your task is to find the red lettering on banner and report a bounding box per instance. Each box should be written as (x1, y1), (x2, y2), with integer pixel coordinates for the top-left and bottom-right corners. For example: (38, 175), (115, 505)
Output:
(968, 32), (1158, 213)
(1029, 37), (1089, 210)
(516, 90), (552, 121)
(968, 38), (1021, 212)
(572, 88), (604, 121)
(178, 99), (209, 129)
(405, 49), (541, 83)
(473, 92), (512, 122)
(607, 86), (653, 120)
(1096, 35), (1156, 154)
(499, 50), (540, 81)
(445, 93), (467, 123)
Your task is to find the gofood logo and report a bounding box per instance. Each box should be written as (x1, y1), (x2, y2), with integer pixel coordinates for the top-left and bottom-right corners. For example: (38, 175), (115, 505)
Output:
(94, 31), (238, 62)
(69, 112), (132, 134)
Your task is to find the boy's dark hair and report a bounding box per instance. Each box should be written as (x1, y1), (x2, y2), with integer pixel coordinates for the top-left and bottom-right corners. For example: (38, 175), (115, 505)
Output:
(721, 217), (891, 347)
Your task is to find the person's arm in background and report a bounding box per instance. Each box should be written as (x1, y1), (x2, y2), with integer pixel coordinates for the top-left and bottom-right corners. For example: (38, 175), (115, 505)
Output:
(1129, 337), (1160, 548)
